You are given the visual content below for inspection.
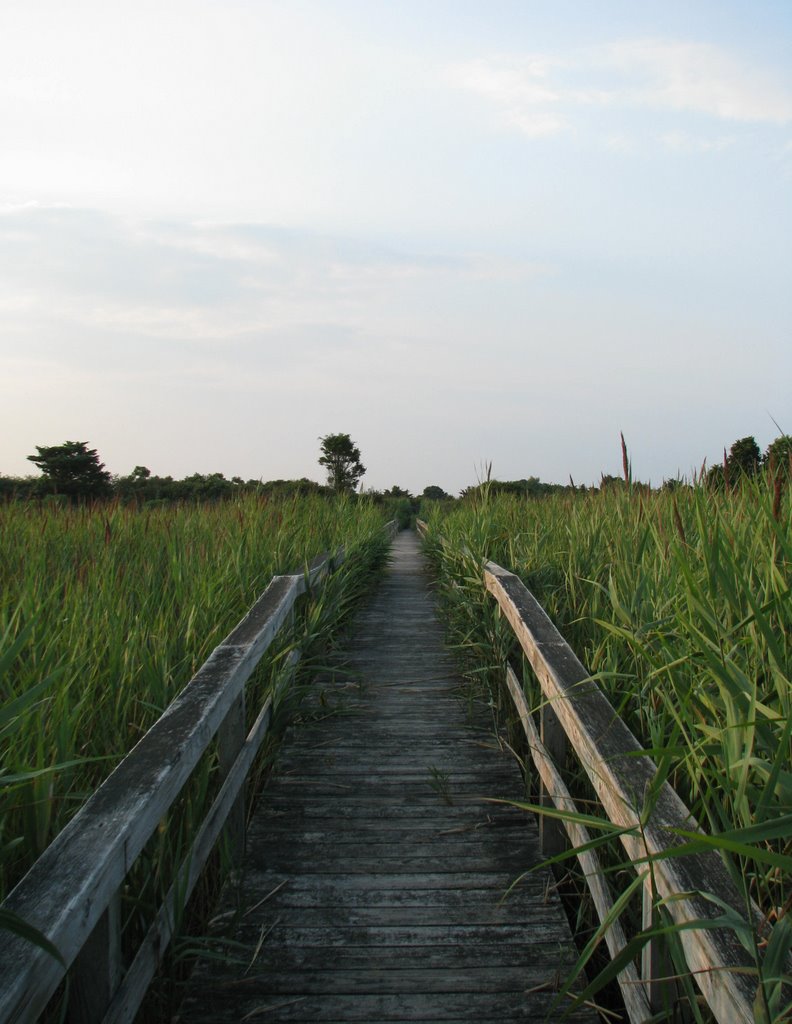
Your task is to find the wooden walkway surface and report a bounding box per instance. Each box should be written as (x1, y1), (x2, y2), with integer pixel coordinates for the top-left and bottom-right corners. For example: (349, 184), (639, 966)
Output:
(179, 531), (594, 1023)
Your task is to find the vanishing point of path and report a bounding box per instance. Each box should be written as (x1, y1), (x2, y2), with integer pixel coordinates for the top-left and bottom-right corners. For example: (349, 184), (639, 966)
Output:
(179, 531), (595, 1023)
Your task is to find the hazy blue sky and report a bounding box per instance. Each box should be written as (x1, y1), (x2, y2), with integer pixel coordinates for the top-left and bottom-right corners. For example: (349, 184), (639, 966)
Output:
(1, 0), (790, 493)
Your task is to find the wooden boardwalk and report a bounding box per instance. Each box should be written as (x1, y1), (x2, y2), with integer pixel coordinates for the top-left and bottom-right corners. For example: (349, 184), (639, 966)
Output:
(179, 531), (594, 1023)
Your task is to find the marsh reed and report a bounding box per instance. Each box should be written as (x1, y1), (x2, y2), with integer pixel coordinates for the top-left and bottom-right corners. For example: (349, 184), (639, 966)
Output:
(421, 474), (791, 1020)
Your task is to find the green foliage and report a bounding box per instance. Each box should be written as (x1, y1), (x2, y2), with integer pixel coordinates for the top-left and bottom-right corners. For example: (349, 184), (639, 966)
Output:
(706, 434), (783, 491)
(257, 478), (328, 498)
(727, 436), (762, 480)
(382, 484), (411, 498)
(1, 468), (326, 506)
(0, 494), (388, 904)
(388, 497), (414, 529)
(26, 441), (112, 502)
(460, 477), (574, 500)
(421, 477), (792, 1018)
(765, 435), (792, 476)
(376, 487), (415, 527)
(115, 473), (325, 504)
(598, 473), (627, 490)
(318, 433), (366, 493)
(420, 485), (450, 500)
(0, 476), (39, 501)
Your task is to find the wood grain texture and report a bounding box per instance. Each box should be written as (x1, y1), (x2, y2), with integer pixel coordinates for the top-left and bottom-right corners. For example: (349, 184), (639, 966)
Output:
(505, 666), (652, 1023)
(180, 532), (595, 1024)
(0, 569), (307, 1024)
(102, 698), (274, 1024)
(485, 562), (760, 1024)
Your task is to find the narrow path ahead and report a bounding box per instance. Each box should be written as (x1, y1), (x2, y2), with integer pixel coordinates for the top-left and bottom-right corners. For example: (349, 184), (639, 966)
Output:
(180, 531), (594, 1023)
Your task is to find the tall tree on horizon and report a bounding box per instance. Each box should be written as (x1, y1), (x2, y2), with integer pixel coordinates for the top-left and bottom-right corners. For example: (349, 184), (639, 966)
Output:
(27, 441), (112, 501)
(318, 434), (366, 493)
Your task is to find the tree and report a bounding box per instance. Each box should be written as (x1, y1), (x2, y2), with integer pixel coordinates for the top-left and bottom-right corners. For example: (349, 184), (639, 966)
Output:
(765, 434), (792, 476)
(421, 485), (450, 500)
(180, 472), (233, 501)
(318, 434), (365, 493)
(726, 436), (761, 480)
(27, 441), (112, 501)
(259, 478), (327, 498)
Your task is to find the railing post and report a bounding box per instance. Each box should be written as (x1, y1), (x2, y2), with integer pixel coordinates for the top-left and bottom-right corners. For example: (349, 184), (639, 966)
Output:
(68, 889), (122, 1024)
(539, 700), (567, 857)
(642, 876), (675, 1015)
(218, 690), (247, 866)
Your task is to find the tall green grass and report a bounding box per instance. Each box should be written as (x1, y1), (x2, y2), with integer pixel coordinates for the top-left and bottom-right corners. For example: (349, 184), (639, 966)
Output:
(0, 495), (389, 901)
(422, 477), (791, 1019)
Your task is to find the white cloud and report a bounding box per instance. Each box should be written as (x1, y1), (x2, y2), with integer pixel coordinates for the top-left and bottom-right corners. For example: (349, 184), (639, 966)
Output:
(0, 200), (51, 215)
(605, 39), (792, 124)
(0, 206), (552, 374)
(445, 56), (562, 107)
(604, 133), (636, 154)
(444, 57), (567, 137)
(659, 131), (736, 153)
(445, 38), (792, 141)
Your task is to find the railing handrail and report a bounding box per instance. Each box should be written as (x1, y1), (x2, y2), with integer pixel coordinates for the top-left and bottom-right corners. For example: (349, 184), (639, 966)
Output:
(416, 520), (763, 1024)
(1, 521), (398, 1024)
(484, 559), (759, 1023)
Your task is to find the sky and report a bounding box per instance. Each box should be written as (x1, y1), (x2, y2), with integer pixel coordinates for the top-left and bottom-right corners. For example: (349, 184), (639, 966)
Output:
(1, 0), (790, 494)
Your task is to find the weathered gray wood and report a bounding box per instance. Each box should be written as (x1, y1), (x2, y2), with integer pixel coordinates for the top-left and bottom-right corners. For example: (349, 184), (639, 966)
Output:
(217, 690), (246, 864)
(0, 525), (400, 1024)
(0, 571), (304, 1024)
(539, 698), (567, 857)
(183, 990), (595, 1023)
(485, 561), (760, 1024)
(68, 891), (121, 1024)
(642, 885), (675, 1016)
(102, 697), (273, 1024)
(505, 665), (652, 1023)
(180, 532), (594, 1023)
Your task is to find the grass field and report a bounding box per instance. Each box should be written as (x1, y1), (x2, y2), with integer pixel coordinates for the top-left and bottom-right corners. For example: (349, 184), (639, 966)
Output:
(0, 494), (389, 905)
(421, 476), (791, 1018)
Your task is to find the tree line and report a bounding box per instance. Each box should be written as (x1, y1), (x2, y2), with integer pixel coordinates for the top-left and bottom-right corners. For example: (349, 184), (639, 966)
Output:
(0, 435), (450, 508)
(1, 431), (789, 506)
(704, 434), (792, 490)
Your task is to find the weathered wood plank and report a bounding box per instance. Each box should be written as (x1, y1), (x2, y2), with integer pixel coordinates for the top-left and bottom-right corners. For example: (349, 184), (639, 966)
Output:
(180, 533), (594, 1023)
(178, 989), (597, 1023)
(236, 942), (569, 969)
(216, 689), (246, 863)
(68, 892), (121, 1024)
(198, 965), (569, 995)
(102, 697), (274, 1024)
(0, 528), (406, 1024)
(220, 922), (568, 948)
(505, 665), (652, 1023)
(485, 561), (760, 1023)
(238, 868), (548, 893)
(0, 572), (303, 1024)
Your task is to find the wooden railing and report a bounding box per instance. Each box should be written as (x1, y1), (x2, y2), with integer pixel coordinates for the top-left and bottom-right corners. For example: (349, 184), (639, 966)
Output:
(0, 523), (397, 1024)
(416, 521), (763, 1024)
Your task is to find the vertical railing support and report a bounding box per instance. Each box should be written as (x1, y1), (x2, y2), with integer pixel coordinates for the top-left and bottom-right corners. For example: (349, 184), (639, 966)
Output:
(642, 881), (675, 1015)
(539, 700), (567, 857)
(218, 690), (247, 866)
(69, 889), (122, 1024)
